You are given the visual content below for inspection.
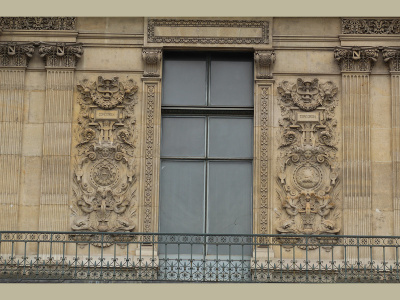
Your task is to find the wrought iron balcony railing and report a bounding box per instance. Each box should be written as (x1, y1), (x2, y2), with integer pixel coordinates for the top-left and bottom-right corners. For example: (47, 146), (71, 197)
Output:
(1, 231), (400, 283)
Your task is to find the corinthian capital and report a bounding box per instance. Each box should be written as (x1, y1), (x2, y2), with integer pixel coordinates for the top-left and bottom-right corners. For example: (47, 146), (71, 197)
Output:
(0, 42), (35, 67)
(383, 47), (400, 73)
(39, 42), (83, 68)
(334, 47), (379, 72)
(254, 50), (275, 79)
(142, 48), (162, 77)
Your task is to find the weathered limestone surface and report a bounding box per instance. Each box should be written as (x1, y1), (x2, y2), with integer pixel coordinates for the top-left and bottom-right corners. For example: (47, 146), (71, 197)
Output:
(0, 17), (399, 260)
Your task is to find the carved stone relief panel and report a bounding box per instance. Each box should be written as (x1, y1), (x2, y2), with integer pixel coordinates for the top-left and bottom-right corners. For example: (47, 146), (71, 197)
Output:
(0, 17), (76, 30)
(146, 18), (270, 46)
(342, 18), (400, 34)
(71, 76), (139, 246)
(275, 78), (340, 248)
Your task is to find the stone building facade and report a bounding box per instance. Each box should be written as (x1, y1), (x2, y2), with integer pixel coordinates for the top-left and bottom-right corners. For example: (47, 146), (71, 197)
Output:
(0, 17), (400, 277)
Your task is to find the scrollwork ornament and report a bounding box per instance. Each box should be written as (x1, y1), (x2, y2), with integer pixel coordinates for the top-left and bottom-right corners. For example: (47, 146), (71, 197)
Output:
(276, 79), (341, 248)
(72, 76), (139, 247)
(0, 42), (35, 67)
(334, 47), (378, 72)
(39, 42), (83, 68)
(383, 47), (400, 72)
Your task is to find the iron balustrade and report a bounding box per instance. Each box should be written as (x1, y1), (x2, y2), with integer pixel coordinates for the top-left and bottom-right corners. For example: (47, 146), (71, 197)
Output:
(0, 231), (400, 283)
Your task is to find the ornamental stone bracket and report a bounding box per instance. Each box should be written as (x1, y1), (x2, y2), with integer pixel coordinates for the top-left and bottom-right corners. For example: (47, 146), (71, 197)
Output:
(254, 50), (275, 79)
(275, 78), (340, 250)
(38, 42), (83, 68)
(0, 42), (35, 67)
(383, 47), (400, 72)
(71, 76), (139, 247)
(142, 48), (162, 77)
(334, 47), (379, 72)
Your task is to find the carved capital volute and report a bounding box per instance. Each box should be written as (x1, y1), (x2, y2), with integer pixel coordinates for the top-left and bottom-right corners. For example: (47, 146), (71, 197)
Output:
(142, 48), (162, 77)
(383, 47), (400, 73)
(254, 50), (275, 79)
(334, 47), (379, 72)
(38, 42), (83, 68)
(0, 42), (35, 68)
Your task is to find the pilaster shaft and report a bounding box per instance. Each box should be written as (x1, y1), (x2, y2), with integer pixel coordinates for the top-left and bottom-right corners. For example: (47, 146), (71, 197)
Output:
(38, 43), (82, 242)
(0, 43), (33, 254)
(0, 43), (33, 229)
(335, 47), (378, 255)
(383, 47), (400, 235)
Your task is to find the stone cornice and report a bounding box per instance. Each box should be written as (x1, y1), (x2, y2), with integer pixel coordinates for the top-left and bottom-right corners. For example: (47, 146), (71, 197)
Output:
(142, 48), (162, 77)
(334, 46), (379, 72)
(383, 47), (400, 73)
(254, 50), (275, 79)
(0, 42), (35, 68)
(38, 42), (83, 68)
(0, 17), (76, 31)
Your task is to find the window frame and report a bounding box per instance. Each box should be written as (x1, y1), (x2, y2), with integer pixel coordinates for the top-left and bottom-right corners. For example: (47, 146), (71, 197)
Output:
(159, 51), (255, 241)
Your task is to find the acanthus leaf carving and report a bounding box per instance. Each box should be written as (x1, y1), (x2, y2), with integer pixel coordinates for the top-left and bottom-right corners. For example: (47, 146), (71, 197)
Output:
(254, 50), (275, 79)
(0, 42), (35, 67)
(72, 76), (138, 247)
(276, 78), (340, 250)
(334, 47), (379, 72)
(39, 42), (83, 68)
(383, 47), (400, 72)
(142, 48), (162, 77)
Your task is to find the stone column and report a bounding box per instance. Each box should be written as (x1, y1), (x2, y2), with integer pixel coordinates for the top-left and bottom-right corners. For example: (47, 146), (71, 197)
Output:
(334, 47), (378, 260)
(383, 48), (400, 236)
(0, 43), (34, 254)
(37, 43), (82, 252)
(252, 50), (275, 266)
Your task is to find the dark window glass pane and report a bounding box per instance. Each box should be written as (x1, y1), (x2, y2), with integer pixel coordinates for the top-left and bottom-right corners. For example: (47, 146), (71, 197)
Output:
(159, 160), (205, 254)
(162, 60), (207, 106)
(161, 117), (206, 158)
(210, 60), (253, 107)
(208, 117), (253, 159)
(207, 161), (252, 256)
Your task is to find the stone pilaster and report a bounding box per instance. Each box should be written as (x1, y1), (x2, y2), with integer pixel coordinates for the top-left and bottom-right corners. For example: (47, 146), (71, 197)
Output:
(252, 53), (274, 265)
(0, 43), (34, 254)
(140, 48), (162, 235)
(334, 47), (378, 260)
(383, 48), (400, 236)
(38, 43), (82, 253)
